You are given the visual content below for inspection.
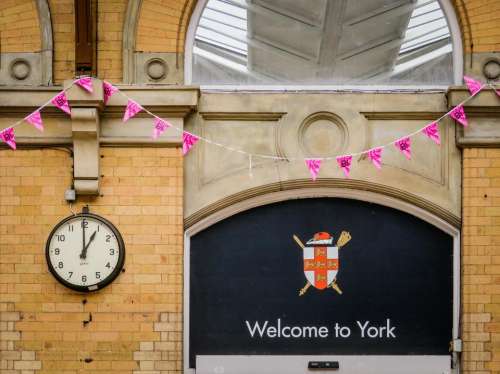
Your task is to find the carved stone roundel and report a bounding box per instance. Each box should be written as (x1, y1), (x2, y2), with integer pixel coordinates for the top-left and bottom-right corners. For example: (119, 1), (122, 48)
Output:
(145, 58), (168, 81)
(10, 59), (31, 80)
(298, 112), (348, 158)
(483, 58), (500, 80)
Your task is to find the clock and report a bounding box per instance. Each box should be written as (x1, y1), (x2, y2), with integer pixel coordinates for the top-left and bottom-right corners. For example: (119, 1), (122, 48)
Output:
(45, 210), (125, 292)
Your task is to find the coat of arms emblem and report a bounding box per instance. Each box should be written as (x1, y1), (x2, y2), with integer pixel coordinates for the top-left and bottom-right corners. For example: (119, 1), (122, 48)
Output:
(293, 231), (351, 296)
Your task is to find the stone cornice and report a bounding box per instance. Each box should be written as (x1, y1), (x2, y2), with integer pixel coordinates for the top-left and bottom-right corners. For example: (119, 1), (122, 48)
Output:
(448, 87), (500, 148)
(0, 83), (200, 146)
(0, 85), (199, 113)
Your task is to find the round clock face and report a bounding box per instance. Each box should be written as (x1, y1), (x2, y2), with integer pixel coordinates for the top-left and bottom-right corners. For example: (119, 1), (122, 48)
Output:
(45, 213), (125, 292)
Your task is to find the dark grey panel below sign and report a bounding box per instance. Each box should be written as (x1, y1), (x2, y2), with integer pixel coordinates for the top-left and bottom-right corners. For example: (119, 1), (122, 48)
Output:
(189, 198), (453, 369)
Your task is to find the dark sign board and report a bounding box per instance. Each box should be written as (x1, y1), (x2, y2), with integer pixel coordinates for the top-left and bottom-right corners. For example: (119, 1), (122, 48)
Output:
(189, 198), (453, 368)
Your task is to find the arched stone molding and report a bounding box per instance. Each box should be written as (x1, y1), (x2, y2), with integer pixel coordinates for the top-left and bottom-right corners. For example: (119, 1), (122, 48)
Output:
(35, 0), (54, 86)
(122, 0), (143, 84)
(184, 179), (461, 230)
(438, 0), (463, 84)
(183, 0), (464, 85)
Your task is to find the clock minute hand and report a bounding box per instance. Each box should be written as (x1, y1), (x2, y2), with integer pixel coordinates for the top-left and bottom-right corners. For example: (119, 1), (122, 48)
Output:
(79, 221), (87, 259)
(80, 231), (97, 259)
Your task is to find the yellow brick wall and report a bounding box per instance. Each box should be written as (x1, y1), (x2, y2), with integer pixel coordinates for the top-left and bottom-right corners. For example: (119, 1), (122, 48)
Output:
(136, 0), (195, 53)
(0, 0), (41, 53)
(48, 0), (75, 84)
(98, 0), (128, 82)
(462, 148), (500, 373)
(455, 0), (500, 52)
(0, 147), (183, 373)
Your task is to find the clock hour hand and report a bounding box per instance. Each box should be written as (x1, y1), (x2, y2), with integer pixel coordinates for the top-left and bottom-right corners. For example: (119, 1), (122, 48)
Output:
(80, 231), (97, 259)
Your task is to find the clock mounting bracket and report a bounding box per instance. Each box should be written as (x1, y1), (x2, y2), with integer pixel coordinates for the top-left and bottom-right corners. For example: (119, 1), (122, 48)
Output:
(64, 79), (104, 196)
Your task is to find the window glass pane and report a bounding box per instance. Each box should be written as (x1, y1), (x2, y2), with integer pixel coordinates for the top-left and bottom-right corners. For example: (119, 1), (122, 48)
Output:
(192, 0), (454, 85)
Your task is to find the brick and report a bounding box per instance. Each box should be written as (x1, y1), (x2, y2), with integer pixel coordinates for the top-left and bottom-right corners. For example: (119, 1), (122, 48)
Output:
(0, 312), (20, 321)
(0, 350), (21, 360)
(13, 361), (41, 370)
(133, 351), (162, 361)
(140, 341), (154, 351)
(21, 351), (35, 360)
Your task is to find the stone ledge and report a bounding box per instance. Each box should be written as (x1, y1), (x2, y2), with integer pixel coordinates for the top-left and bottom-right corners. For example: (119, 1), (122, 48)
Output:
(0, 82), (200, 146)
(448, 87), (500, 148)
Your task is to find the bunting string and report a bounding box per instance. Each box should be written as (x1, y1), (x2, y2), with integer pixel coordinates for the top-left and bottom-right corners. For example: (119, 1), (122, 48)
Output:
(0, 76), (499, 181)
(108, 77), (494, 162)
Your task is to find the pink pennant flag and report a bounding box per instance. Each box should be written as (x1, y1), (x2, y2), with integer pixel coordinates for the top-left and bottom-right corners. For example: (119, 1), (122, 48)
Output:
(25, 110), (43, 132)
(103, 81), (118, 105)
(495, 89), (500, 98)
(367, 147), (383, 169)
(305, 159), (322, 181)
(395, 137), (411, 160)
(51, 92), (71, 115)
(421, 122), (440, 145)
(75, 77), (93, 93)
(0, 127), (16, 150)
(336, 155), (352, 178)
(123, 99), (143, 122)
(449, 104), (468, 127)
(182, 132), (199, 155)
(464, 76), (482, 96)
(152, 117), (171, 139)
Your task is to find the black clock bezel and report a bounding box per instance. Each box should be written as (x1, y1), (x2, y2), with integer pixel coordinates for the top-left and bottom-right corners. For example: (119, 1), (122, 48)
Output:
(45, 212), (126, 293)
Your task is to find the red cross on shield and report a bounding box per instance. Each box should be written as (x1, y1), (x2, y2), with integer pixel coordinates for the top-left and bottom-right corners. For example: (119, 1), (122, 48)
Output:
(303, 243), (339, 290)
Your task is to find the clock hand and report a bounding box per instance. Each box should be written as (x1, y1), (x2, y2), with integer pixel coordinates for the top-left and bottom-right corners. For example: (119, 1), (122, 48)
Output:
(80, 230), (96, 259)
(79, 220), (87, 259)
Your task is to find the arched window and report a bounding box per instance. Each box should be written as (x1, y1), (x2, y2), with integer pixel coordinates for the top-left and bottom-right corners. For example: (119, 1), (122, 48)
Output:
(185, 0), (462, 86)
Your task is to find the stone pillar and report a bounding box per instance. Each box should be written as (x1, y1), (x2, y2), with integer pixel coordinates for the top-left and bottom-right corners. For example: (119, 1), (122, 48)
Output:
(451, 87), (500, 373)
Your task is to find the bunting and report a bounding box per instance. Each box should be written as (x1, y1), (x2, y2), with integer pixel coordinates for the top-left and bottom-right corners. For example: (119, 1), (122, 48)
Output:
(395, 137), (411, 160)
(103, 81), (118, 105)
(123, 99), (143, 122)
(25, 110), (43, 132)
(305, 159), (322, 181)
(367, 147), (383, 170)
(464, 76), (482, 96)
(152, 117), (171, 139)
(75, 77), (93, 93)
(421, 122), (440, 145)
(1, 76), (497, 182)
(450, 104), (468, 127)
(336, 155), (352, 178)
(0, 127), (16, 150)
(51, 92), (71, 115)
(182, 132), (199, 155)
